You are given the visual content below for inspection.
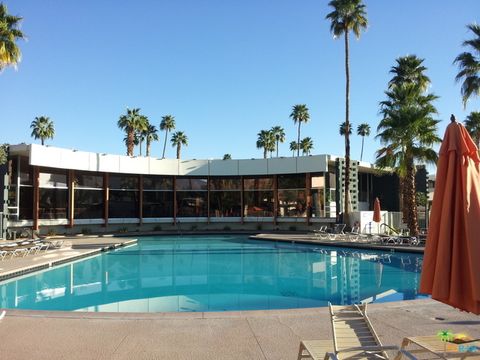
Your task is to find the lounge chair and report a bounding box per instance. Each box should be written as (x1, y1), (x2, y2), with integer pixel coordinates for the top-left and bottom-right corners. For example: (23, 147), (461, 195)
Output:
(328, 224), (346, 240)
(298, 303), (416, 360)
(313, 226), (329, 239)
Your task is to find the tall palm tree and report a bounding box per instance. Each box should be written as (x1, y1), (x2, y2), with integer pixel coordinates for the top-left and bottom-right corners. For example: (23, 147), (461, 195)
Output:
(223, 154), (232, 160)
(376, 83), (440, 236)
(389, 55), (430, 92)
(30, 116), (54, 145)
(118, 108), (145, 156)
(270, 126), (285, 157)
(356, 123), (370, 161)
(300, 137), (314, 155)
(464, 111), (480, 147)
(256, 130), (275, 159)
(0, 143), (7, 165)
(136, 115), (150, 156)
(170, 131), (188, 159)
(289, 104), (310, 157)
(289, 141), (298, 157)
(327, 0), (367, 222)
(160, 115), (175, 159)
(144, 124), (159, 157)
(454, 24), (480, 107)
(0, 3), (25, 71)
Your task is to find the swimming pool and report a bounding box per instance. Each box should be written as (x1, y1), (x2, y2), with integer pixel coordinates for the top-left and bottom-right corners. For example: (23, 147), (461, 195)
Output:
(0, 235), (426, 312)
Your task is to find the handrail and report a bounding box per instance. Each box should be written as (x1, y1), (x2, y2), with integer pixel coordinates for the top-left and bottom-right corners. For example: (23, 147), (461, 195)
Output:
(380, 223), (400, 235)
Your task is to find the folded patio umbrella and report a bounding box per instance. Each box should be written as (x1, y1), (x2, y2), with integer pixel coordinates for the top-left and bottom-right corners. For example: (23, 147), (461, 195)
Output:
(419, 116), (480, 314)
(373, 197), (381, 223)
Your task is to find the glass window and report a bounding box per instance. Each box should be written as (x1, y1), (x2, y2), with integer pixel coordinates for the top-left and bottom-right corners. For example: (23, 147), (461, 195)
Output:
(311, 188), (325, 218)
(109, 190), (139, 218)
(243, 177), (273, 190)
(143, 176), (173, 190)
(243, 191), (274, 217)
(278, 174), (305, 189)
(74, 190), (104, 219)
(74, 171), (103, 189)
(39, 171), (67, 188)
(278, 190), (307, 217)
(19, 187), (33, 220)
(39, 188), (68, 219)
(209, 178), (241, 190)
(209, 192), (241, 217)
(19, 157), (32, 186)
(176, 178), (208, 191)
(109, 175), (138, 190)
(176, 191), (207, 217)
(143, 191), (174, 217)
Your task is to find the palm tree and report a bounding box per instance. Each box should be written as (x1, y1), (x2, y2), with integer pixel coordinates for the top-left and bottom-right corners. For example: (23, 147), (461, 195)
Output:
(256, 130), (275, 159)
(0, 3), (25, 71)
(339, 121), (352, 136)
(30, 116), (55, 145)
(389, 55), (430, 92)
(454, 24), (480, 107)
(289, 141), (298, 157)
(326, 0), (368, 221)
(144, 124), (159, 157)
(118, 108), (145, 156)
(300, 137), (314, 155)
(376, 82), (440, 236)
(136, 115), (150, 156)
(223, 154), (232, 160)
(0, 143), (8, 165)
(160, 115), (175, 159)
(356, 123), (370, 161)
(464, 111), (480, 147)
(289, 104), (310, 157)
(270, 126), (285, 157)
(170, 131), (188, 159)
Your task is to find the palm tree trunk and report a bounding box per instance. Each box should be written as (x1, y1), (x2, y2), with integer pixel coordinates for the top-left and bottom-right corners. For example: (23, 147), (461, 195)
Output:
(276, 139), (279, 157)
(146, 139), (151, 157)
(139, 138), (143, 156)
(127, 130), (134, 156)
(41, 138), (44, 146)
(162, 130), (168, 159)
(406, 160), (419, 236)
(297, 123), (301, 157)
(177, 144), (181, 159)
(360, 136), (364, 161)
(343, 29), (351, 224)
(263, 148), (267, 159)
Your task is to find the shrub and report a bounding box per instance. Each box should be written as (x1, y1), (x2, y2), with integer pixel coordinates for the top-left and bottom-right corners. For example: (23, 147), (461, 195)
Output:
(190, 224), (198, 231)
(118, 227), (128, 233)
(46, 228), (56, 237)
(81, 228), (92, 235)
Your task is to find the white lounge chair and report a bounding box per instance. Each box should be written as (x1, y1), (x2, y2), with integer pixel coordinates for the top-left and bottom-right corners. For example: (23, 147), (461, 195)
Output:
(298, 303), (416, 360)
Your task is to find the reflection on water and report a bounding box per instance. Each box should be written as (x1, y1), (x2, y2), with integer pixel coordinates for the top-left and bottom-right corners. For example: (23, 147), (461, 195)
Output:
(0, 236), (426, 312)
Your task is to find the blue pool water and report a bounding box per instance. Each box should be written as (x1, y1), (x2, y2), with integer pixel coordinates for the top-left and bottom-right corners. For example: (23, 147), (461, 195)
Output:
(0, 235), (426, 312)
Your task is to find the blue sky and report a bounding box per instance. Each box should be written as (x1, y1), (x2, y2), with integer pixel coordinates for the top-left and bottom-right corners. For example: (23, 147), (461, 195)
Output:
(1, 0), (479, 163)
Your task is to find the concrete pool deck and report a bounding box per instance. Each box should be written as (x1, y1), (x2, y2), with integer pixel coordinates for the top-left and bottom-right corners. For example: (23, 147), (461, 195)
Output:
(0, 236), (137, 281)
(0, 234), (477, 359)
(0, 299), (478, 359)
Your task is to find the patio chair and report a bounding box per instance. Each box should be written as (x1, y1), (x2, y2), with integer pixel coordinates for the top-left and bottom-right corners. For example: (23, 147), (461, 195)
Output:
(298, 303), (416, 360)
(313, 226), (329, 239)
(328, 224), (346, 240)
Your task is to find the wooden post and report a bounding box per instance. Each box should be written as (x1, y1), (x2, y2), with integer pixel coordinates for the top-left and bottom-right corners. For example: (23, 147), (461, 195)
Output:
(103, 173), (109, 227)
(68, 169), (75, 228)
(306, 172), (311, 226)
(240, 176), (244, 224)
(173, 176), (177, 225)
(33, 166), (40, 231)
(273, 175), (278, 225)
(139, 174), (143, 226)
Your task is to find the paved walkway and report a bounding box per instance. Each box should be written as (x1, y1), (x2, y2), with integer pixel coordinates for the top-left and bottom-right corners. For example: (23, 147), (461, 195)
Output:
(0, 299), (478, 359)
(0, 237), (137, 281)
(251, 233), (425, 253)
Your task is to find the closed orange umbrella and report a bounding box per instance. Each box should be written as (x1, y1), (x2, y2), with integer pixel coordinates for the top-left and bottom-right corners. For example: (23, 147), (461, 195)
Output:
(373, 197), (381, 223)
(420, 115), (480, 314)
